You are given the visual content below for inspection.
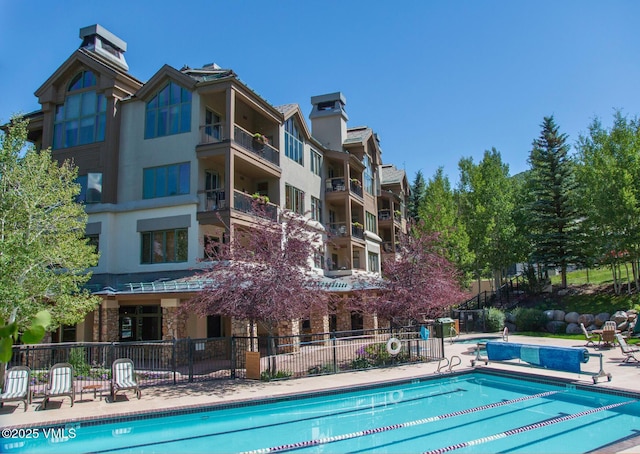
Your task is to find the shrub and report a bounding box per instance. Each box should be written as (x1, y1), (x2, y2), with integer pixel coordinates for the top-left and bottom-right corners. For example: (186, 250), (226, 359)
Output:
(485, 308), (505, 332)
(511, 307), (547, 332)
(351, 342), (408, 369)
(260, 370), (292, 381)
(68, 347), (90, 377)
(308, 363), (337, 375)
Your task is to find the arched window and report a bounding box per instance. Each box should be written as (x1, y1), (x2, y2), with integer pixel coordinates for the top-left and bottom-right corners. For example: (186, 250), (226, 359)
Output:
(53, 70), (106, 149)
(145, 81), (192, 139)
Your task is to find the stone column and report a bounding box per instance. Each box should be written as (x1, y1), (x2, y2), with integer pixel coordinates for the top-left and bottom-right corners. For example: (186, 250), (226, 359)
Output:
(311, 313), (330, 344)
(336, 297), (352, 332)
(363, 313), (378, 330)
(161, 298), (186, 340)
(95, 299), (119, 342)
(277, 319), (300, 354)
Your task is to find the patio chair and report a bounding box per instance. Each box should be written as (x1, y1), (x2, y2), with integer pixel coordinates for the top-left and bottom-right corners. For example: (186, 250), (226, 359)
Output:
(580, 323), (596, 348)
(43, 363), (74, 409)
(615, 333), (640, 363)
(0, 366), (31, 411)
(599, 321), (617, 348)
(110, 358), (141, 402)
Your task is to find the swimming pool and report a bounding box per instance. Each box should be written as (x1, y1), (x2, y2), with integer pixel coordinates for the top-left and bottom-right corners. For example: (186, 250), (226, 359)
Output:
(3, 370), (640, 453)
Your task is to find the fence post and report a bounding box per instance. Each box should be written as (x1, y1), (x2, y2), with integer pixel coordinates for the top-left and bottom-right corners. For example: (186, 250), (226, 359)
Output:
(188, 337), (194, 383)
(172, 339), (177, 385)
(230, 336), (236, 379)
(332, 336), (337, 372)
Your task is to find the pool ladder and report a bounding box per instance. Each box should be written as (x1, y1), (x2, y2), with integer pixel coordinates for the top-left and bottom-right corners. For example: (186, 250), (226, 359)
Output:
(437, 355), (462, 373)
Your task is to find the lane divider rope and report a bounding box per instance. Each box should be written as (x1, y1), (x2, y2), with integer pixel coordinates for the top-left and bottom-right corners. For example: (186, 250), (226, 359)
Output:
(423, 399), (637, 454)
(243, 390), (561, 454)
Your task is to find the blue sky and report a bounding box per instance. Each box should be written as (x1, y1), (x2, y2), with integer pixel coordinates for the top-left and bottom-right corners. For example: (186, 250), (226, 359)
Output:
(2, 1), (639, 184)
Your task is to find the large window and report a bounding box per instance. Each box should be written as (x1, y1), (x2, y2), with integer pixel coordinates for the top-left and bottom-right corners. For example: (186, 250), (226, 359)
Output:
(366, 211), (377, 234)
(284, 118), (303, 165)
(310, 149), (322, 176)
(53, 70), (106, 149)
(285, 184), (304, 215)
(363, 154), (374, 194)
(76, 172), (103, 203)
(368, 252), (380, 273)
(143, 163), (190, 199)
(141, 228), (188, 264)
(145, 81), (192, 139)
(311, 196), (322, 222)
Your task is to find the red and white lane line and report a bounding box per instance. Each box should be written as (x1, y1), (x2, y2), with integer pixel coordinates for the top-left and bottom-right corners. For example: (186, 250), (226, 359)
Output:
(423, 399), (637, 454)
(243, 390), (560, 454)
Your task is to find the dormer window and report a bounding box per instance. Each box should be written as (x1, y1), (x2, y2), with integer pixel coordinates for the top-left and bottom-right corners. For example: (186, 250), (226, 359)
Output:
(53, 70), (106, 149)
(144, 81), (192, 139)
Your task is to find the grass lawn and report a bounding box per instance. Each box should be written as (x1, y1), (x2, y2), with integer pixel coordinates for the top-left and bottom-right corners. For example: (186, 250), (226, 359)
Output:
(549, 266), (613, 286)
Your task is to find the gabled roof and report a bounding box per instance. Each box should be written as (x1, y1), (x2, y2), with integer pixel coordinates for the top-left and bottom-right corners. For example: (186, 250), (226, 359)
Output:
(35, 48), (142, 99)
(134, 64), (198, 101)
(275, 103), (313, 140)
(345, 126), (372, 144)
(381, 164), (406, 185)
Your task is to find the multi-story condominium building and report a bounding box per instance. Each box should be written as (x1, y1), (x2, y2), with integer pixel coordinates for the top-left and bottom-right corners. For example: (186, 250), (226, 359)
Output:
(21, 25), (409, 344)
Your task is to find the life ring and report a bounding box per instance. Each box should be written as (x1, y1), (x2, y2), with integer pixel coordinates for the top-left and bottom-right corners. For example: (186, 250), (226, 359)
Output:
(388, 389), (404, 403)
(386, 337), (402, 355)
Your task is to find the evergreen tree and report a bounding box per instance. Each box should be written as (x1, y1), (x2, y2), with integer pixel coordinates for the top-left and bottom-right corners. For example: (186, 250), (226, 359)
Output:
(527, 116), (579, 288)
(408, 170), (426, 221)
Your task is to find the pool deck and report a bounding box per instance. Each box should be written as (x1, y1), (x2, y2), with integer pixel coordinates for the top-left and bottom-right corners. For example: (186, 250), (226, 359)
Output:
(3, 334), (640, 453)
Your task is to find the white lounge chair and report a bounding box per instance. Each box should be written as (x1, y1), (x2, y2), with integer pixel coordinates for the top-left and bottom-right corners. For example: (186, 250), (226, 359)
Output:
(43, 363), (74, 409)
(0, 366), (31, 411)
(110, 358), (141, 402)
(615, 333), (640, 363)
(580, 323), (596, 348)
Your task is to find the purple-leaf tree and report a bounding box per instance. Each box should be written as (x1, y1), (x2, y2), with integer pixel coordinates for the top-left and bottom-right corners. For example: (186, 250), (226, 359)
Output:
(352, 221), (469, 328)
(182, 205), (328, 356)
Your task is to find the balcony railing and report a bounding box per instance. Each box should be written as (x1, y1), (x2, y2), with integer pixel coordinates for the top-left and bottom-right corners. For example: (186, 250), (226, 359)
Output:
(233, 126), (280, 166)
(378, 209), (392, 220)
(378, 209), (402, 223)
(349, 180), (363, 198)
(328, 222), (348, 237)
(382, 241), (399, 253)
(327, 222), (364, 240)
(233, 190), (278, 221)
(325, 177), (346, 193)
(199, 189), (227, 212)
(199, 123), (225, 144)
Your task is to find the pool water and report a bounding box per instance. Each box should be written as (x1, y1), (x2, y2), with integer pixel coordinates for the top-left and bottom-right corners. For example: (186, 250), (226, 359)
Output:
(4, 371), (640, 453)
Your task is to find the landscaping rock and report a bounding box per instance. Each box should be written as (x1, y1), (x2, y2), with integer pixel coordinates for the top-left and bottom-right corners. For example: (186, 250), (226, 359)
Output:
(577, 313), (595, 326)
(612, 311), (628, 325)
(505, 321), (516, 333)
(544, 310), (555, 321)
(594, 313), (610, 327)
(566, 322), (582, 335)
(565, 312), (579, 324)
(553, 310), (566, 321)
(546, 320), (566, 334)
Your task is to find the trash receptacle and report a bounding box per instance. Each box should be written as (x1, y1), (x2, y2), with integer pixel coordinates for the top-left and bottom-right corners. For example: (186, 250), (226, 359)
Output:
(436, 317), (455, 338)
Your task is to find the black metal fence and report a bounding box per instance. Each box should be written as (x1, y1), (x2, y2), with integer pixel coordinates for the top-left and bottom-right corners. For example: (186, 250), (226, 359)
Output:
(261, 327), (444, 379)
(9, 328), (444, 396)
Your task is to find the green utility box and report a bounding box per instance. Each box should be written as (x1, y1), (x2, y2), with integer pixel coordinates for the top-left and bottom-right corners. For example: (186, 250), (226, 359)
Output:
(435, 317), (455, 338)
